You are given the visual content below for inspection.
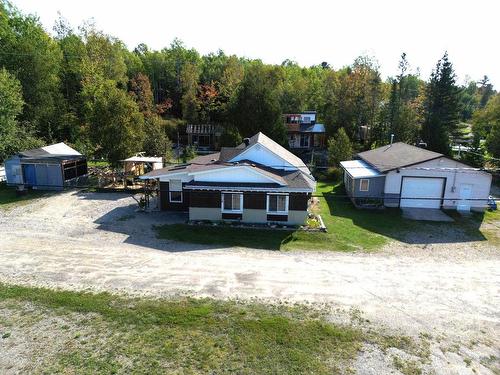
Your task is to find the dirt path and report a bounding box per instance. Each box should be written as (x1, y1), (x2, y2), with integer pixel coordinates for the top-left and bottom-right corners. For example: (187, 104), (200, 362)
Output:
(0, 191), (499, 373)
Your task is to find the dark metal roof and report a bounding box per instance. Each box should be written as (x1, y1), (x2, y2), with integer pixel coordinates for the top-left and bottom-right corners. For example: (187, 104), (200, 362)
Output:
(356, 142), (443, 173)
(20, 155), (86, 164)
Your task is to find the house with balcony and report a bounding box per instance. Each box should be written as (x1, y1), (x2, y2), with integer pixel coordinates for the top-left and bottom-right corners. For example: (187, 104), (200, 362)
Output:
(284, 111), (326, 149)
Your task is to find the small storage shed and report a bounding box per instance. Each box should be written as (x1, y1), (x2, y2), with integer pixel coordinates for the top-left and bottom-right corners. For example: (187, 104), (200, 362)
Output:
(5, 143), (87, 190)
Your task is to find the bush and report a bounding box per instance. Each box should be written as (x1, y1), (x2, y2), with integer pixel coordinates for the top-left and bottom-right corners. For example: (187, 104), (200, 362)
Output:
(316, 167), (342, 182)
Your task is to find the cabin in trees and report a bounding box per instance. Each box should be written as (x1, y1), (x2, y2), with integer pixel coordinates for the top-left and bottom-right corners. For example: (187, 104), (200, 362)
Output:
(4, 143), (88, 190)
(140, 132), (316, 225)
(340, 142), (492, 211)
(284, 111), (326, 149)
(186, 124), (223, 151)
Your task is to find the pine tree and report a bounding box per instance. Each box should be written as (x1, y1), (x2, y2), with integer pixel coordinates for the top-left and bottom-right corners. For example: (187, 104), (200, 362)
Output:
(421, 53), (460, 154)
(328, 128), (353, 167)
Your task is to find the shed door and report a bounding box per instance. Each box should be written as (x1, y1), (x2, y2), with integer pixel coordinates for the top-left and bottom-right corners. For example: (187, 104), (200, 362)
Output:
(400, 177), (444, 209)
(23, 164), (37, 186)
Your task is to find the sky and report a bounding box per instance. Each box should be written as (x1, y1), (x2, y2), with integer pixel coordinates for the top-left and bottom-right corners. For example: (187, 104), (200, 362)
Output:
(11, 0), (500, 88)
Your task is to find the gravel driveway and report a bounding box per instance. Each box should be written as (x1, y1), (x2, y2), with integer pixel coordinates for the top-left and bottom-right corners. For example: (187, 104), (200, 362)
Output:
(0, 191), (499, 373)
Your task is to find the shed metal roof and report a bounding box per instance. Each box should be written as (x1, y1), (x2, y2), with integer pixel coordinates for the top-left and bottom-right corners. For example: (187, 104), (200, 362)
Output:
(340, 160), (382, 178)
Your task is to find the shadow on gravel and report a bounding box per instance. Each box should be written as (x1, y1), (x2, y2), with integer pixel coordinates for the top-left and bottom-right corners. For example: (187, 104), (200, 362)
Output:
(323, 185), (487, 245)
(74, 190), (136, 201)
(92, 204), (214, 252)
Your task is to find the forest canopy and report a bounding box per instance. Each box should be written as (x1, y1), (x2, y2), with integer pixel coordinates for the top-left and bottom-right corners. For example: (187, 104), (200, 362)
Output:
(0, 0), (498, 166)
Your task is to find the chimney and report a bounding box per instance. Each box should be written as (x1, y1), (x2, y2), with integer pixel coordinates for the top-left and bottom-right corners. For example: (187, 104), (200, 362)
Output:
(243, 138), (250, 147)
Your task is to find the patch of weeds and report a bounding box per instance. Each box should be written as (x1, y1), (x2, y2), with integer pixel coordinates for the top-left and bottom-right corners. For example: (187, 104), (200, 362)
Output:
(0, 283), (364, 374)
(468, 339), (478, 348)
(463, 357), (472, 367)
(419, 332), (432, 340)
(392, 355), (422, 375)
(371, 332), (431, 365)
(480, 355), (500, 375)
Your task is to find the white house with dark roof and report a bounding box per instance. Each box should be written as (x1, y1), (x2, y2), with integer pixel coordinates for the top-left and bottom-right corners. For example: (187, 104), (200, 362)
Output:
(340, 142), (492, 211)
(141, 132), (316, 225)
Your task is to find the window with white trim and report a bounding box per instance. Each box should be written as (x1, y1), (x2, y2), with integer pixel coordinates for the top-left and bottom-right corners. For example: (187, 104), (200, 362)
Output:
(359, 179), (369, 192)
(169, 179), (183, 203)
(222, 192), (243, 212)
(267, 194), (289, 214)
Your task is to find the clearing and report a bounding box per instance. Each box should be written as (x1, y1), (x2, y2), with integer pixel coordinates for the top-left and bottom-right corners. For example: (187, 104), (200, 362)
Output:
(0, 188), (498, 374)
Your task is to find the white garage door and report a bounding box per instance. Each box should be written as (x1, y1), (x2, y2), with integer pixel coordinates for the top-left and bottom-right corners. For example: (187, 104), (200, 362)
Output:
(400, 177), (444, 209)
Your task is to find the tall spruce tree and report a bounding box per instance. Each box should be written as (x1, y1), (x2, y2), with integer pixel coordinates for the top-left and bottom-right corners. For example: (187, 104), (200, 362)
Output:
(421, 53), (460, 154)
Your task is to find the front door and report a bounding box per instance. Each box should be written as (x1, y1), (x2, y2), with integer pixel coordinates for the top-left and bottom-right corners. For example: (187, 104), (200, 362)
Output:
(23, 164), (37, 186)
(459, 184), (473, 211)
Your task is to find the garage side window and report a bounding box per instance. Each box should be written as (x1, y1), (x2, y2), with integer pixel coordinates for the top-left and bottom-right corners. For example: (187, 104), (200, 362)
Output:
(169, 179), (183, 203)
(359, 179), (369, 192)
(222, 192), (243, 212)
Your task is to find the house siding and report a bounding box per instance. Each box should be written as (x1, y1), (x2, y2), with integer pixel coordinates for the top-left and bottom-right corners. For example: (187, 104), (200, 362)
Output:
(189, 207), (222, 221)
(353, 176), (385, 198)
(187, 190), (310, 225)
(159, 182), (189, 211)
(343, 171), (385, 205)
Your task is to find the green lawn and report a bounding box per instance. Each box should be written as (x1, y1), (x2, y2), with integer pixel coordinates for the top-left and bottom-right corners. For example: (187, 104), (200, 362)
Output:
(87, 160), (111, 168)
(0, 283), (362, 374)
(156, 181), (499, 251)
(0, 182), (47, 210)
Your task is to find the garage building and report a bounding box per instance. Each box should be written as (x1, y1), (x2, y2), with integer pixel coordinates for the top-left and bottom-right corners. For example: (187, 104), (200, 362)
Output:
(340, 142), (492, 211)
(4, 143), (87, 190)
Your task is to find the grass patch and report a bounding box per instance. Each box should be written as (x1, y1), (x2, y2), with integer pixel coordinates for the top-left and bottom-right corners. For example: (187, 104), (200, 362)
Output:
(0, 182), (47, 210)
(0, 283), (362, 374)
(155, 181), (497, 251)
(392, 356), (422, 375)
(117, 214), (135, 222)
(87, 160), (111, 168)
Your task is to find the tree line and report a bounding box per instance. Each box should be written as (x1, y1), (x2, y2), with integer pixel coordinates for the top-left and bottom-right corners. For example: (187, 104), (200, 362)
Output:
(0, 0), (499, 167)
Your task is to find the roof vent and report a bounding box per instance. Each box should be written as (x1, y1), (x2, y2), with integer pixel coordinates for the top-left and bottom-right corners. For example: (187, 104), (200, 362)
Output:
(243, 138), (250, 147)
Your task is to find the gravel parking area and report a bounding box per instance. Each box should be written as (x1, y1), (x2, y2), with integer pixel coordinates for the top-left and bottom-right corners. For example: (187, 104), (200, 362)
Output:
(0, 191), (499, 374)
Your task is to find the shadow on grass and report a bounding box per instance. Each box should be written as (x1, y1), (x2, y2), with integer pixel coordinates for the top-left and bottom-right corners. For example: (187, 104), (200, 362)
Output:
(322, 183), (487, 245)
(0, 182), (52, 208)
(155, 224), (297, 251)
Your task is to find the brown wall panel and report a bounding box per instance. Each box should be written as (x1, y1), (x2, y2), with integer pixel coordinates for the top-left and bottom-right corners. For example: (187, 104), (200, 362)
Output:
(159, 181), (189, 211)
(289, 193), (310, 211)
(222, 213), (242, 220)
(189, 191), (221, 208)
(267, 214), (288, 222)
(243, 192), (266, 209)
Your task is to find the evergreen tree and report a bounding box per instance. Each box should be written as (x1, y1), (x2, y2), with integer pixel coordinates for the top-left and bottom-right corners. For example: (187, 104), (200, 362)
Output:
(328, 128), (353, 167)
(421, 53), (460, 154)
